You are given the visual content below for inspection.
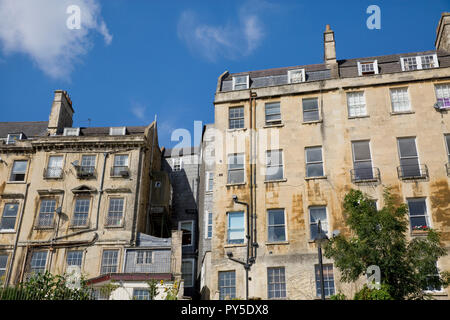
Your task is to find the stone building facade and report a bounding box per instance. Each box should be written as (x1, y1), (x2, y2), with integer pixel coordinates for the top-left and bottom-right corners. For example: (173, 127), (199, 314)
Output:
(200, 13), (450, 300)
(162, 147), (200, 298)
(0, 90), (182, 299)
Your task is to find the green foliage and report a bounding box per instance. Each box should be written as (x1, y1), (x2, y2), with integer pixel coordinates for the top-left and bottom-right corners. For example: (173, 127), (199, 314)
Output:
(354, 284), (393, 300)
(145, 279), (159, 300)
(163, 280), (179, 300)
(0, 271), (92, 300)
(98, 281), (120, 299)
(324, 188), (449, 300)
(329, 292), (347, 300)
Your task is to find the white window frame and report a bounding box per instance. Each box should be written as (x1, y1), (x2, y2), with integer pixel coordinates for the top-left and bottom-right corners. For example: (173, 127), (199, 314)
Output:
(205, 212), (213, 239)
(351, 140), (374, 181)
(357, 60), (379, 76)
(229, 106), (245, 129)
(397, 137), (423, 177)
(135, 250), (153, 265)
(109, 127), (127, 136)
(390, 87), (411, 113)
(63, 128), (80, 136)
(267, 266), (287, 299)
(265, 150), (284, 181)
(407, 198), (431, 231)
(100, 249), (119, 274)
(178, 220), (194, 247)
(400, 54), (439, 71)
(288, 68), (306, 83)
(106, 197), (125, 227)
(66, 250), (83, 270)
(305, 146), (324, 178)
(227, 211), (246, 245)
(435, 83), (450, 110)
(267, 209), (287, 243)
(46, 155), (64, 178)
(232, 75), (249, 90)
(206, 171), (214, 192)
(9, 160), (28, 182)
(181, 258), (195, 288)
(0, 254), (8, 280)
(347, 91), (367, 117)
(30, 251), (48, 274)
(227, 153), (245, 184)
(309, 206), (329, 240)
(6, 133), (23, 145)
(264, 102), (282, 125)
(0, 202), (19, 231)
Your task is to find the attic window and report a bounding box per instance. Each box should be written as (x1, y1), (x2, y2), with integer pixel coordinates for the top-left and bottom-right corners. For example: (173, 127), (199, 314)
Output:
(232, 75), (249, 90)
(357, 61), (378, 76)
(400, 54), (439, 71)
(6, 133), (24, 145)
(109, 127), (127, 136)
(288, 69), (306, 83)
(63, 128), (80, 136)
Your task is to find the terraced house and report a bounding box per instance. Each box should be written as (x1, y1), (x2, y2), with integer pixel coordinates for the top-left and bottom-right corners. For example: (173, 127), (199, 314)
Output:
(200, 13), (450, 300)
(0, 90), (183, 299)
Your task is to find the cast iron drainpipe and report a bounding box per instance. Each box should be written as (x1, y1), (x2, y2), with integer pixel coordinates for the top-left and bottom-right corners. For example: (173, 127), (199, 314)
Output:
(4, 183), (30, 288)
(229, 196), (253, 300)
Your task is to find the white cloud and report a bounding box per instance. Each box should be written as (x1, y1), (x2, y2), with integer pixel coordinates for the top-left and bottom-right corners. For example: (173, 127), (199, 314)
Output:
(0, 0), (112, 79)
(131, 101), (147, 121)
(177, 1), (267, 61)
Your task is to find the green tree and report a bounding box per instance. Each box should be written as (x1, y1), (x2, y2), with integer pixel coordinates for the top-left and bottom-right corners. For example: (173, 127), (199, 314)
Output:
(324, 188), (449, 300)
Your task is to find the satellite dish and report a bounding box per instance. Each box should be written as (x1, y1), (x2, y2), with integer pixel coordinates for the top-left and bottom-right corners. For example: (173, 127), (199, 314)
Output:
(71, 160), (79, 167)
(66, 265), (81, 290)
(332, 230), (340, 237)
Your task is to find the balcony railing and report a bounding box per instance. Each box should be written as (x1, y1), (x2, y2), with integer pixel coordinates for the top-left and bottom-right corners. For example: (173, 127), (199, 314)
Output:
(75, 166), (96, 179)
(397, 164), (428, 180)
(110, 166), (130, 177)
(350, 167), (380, 183)
(43, 167), (64, 179)
(446, 163), (450, 176)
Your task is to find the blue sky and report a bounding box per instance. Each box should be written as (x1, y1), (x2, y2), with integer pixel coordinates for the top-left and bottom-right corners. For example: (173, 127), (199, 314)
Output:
(0, 0), (448, 148)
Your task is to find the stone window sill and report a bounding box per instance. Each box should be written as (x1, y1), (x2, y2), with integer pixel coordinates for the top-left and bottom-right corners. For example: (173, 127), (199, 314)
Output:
(302, 120), (322, 124)
(348, 115), (369, 119)
(6, 181), (27, 184)
(263, 123), (284, 129)
(390, 111), (414, 116)
(226, 182), (246, 187)
(227, 128), (247, 133)
(266, 241), (289, 246)
(264, 178), (287, 183)
(305, 176), (327, 180)
(224, 243), (247, 249)
(0, 229), (16, 234)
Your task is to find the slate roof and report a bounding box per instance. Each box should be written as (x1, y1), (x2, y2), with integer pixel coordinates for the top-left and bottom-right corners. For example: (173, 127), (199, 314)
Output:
(0, 121), (48, 139)
(220, 49), (450, 92)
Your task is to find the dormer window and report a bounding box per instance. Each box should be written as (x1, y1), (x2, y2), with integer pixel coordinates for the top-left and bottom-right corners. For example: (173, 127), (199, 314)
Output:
(357, 61), (378, 76)
(6, 133), (24, 145)
(288, 69), (306, 83)
(109, 127), (127, 136)
(63, 128), (80, 136)
(400, 54), (439, 71)
(232, 75), (249, 90)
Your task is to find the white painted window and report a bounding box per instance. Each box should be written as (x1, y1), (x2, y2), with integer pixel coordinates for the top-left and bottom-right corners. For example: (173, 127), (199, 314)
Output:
(112, 155), (129, 176)
(37, 199), (56, 227)
(397, 137), (421, 178)
(288, 69), (305, 83)
(435, 83), (450, 109)
(206, 171), (214, 192)
(267, 209), (286, 242)
(136, 250), (152, 264)
(390, 87), (411, 112)
(182, 259), (195, 287)
(63, 128), (80, 136)
(309, 206), (328, 240)
(232, 75), (249, 90)
(179, 221), (194, 246)
(305, 147), (324, 177)
(46, 156), (64, 178)
(66, 250), (83, 269)
(227, 211), (245, 244)
(267, 267), (286, 299)
(106, 198), (124, 226)
(72, 198), (90, 227)
(133, 289), (150, 300)
(109, 127), (126, 136)
(206, 212), (213, 239)
(302, 98), (320, 122)
(265, 102), (282, 125)
(219, 271), (236, 300)
(400, 54), (439, 71)
(352, 141), (374, 181)
(80, 155), (96, 174)
(347, 91), (367, 117)
(30, 251), (47, 274)
(229, 106), (244, 129)
(10, 160), (27, 182)
(227, 154), (245, 184)
(407, 198), (430, 230)
(101, 250), (119, 274)
(357, 60), (378, 76)
(266, 150), (284, 181)
(6, 133), (23, 145)
(315, 264), (335, 297)
(1, 203), (19, 230)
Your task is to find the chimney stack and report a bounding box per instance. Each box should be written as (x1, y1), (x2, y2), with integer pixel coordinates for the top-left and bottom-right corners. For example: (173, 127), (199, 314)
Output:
(435, 12), (450, 52)
(324, 24), (339, 78)
(47, 90), (74, 135)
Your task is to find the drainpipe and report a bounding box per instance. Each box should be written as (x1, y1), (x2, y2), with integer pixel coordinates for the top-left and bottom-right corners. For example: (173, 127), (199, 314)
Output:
(130, 147), (144, 246)
(4, 183), (30, 287)
(48, 191), (65, 272)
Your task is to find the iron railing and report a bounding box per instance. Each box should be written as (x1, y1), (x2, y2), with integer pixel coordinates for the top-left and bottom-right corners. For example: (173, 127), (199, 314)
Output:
(397, 164), (428, 180)
(110, 166), (130, 177)
(350, 167), (380, 183)
(75, 166), (96, 179)
(43, 167), (64, 179)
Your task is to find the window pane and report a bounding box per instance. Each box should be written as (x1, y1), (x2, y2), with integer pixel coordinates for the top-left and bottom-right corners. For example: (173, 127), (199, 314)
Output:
(315, 264), (335, 297)
(408, 199), (426, 216)
(219, 271), (236, 300)
(30, 251), (47, 274)
(228, 154), (244, 169)
(268, 209), (285, 225)
(228, 212), (244, 244)
(353, 141), (371, 161)
(1, 203), (18, 229)
(306, 163), (324, 177)
(107, 198), (124, 226)
(101, 250), (118, 274)
(347, 92), (366, 117)
(38, 199), (56, 227)
(306, 147), (322, 162)
(268, 267), (286, 299)
(133, 289), (150, 300)
(67, 251), (83, 267)
(182, 260), (194, 287)
(12, 161), (27, 173)
(180, 222), (193, 246)
(398, 138), (418, 157)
